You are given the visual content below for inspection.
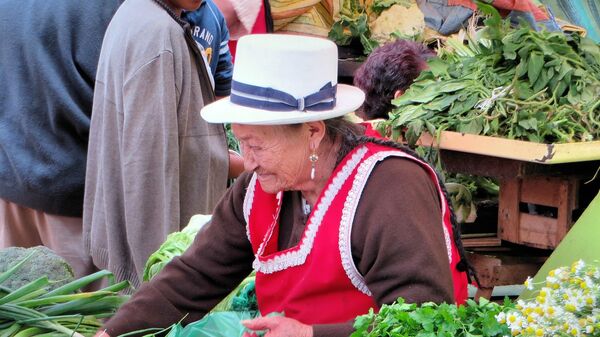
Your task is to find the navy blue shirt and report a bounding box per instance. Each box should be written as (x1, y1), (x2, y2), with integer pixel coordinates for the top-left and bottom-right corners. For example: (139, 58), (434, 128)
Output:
(182, 0), (233, 96)
(0, 0), (123, 216)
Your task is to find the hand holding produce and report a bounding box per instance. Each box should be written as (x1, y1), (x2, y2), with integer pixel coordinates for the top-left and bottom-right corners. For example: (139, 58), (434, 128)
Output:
(242, 315), (312, 337)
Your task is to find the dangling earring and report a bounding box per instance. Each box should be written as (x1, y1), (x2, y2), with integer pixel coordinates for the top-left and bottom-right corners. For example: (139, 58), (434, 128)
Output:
(309, 151), (319, 180)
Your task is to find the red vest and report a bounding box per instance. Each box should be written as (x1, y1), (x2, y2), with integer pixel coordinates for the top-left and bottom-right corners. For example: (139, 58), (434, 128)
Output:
(244, 143), (465, 325)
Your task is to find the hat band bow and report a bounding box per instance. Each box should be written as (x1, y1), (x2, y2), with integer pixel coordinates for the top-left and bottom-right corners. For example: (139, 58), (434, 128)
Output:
(230, 81), (337, 112)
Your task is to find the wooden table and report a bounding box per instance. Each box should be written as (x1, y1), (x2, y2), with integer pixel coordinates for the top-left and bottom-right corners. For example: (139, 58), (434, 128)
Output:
(419, 131), (600, 250)
(410, 132), (600, 298)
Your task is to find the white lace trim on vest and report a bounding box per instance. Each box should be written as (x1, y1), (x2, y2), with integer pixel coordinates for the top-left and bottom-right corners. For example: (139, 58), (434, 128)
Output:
(252, 146), (369, 274)
(339, 150), (453, 296)
(243, 173), (258, 241)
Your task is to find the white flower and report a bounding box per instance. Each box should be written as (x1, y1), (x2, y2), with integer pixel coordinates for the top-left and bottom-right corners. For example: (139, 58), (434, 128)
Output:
(496, 312), (507, 324)
(503, 261), (600, 337)
(572, 260), (585, 274)
(525, 276), (535, 290)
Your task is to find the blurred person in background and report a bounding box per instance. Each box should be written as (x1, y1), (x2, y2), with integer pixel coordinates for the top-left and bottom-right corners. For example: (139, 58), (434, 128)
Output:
(353, 39), (435, 122)
(0, 0), (124, 279)
(212, 0), (272, 61)
(183, 0), (234, 97)
(83, 0), (231, 290)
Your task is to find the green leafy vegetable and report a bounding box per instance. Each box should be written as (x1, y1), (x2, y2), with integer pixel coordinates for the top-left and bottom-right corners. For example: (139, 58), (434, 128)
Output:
(370, 0), (411, 15)
(351, 297), (514, 337)
(143, 215), (211, 282)
(385, 5), (600, 145)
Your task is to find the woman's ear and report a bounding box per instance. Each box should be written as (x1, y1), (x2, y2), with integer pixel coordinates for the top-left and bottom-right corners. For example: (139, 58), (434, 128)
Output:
(305, 121), (326, 148)
(393, 89), (404, 99)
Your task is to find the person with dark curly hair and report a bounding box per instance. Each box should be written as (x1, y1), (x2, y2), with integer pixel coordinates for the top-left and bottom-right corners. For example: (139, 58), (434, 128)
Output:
(353, 39), (435, 121)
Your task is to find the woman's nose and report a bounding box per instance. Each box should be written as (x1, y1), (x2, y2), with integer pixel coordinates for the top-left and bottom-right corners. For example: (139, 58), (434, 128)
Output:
(242, 151), (258, 172)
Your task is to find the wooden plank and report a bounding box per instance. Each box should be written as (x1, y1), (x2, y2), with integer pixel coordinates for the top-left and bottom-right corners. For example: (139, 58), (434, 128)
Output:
(520, 177), (579, 210)
(475, 288), (494, 300)
(519, 213), (558, 249)
(466, 253), (500, 287)
(440, 151), (523, 178)
(417, 131), (600, 164)
(462, 236), (502, 248)
(520, 177), (561, 207)
(499, 179), (521, 243)
(556, 179), (577, 245)
(493, 263), (545, 285)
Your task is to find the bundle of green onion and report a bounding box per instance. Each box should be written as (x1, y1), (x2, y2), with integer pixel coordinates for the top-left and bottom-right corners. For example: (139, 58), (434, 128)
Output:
(0, 252), (130, 337)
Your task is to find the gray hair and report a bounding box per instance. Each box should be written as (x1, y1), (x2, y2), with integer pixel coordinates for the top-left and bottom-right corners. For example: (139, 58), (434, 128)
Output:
(322, 117), (365, 165)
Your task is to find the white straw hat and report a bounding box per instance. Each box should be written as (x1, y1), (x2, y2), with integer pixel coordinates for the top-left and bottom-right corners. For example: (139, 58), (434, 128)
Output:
(201, 34), (365, 125)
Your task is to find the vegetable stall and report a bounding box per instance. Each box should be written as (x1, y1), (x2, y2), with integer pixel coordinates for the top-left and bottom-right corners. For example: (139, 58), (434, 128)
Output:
(329, 1), (600, 335)
(2, 2), (599, 337)
(371, 3), (600, 250)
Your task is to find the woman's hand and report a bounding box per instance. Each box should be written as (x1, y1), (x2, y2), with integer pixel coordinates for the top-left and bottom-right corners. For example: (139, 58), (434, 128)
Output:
(242, 316), (313, 337)
(93, 331), (110, 337)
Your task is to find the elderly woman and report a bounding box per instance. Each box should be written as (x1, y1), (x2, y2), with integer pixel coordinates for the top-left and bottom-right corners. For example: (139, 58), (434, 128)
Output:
(97, 34), (459, 337)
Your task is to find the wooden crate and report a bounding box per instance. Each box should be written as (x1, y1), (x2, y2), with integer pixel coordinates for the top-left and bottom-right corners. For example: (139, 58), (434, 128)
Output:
(441, 151), (598, 249)
(499, 176), (579, 249)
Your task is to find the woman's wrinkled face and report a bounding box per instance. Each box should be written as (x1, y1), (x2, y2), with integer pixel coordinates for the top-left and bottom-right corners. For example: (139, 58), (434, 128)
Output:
(232, 124), (309, 193)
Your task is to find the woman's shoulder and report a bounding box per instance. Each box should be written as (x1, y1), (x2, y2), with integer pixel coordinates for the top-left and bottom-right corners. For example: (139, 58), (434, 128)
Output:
(370, 154), (433, 176)
(362, 154), (440, 204)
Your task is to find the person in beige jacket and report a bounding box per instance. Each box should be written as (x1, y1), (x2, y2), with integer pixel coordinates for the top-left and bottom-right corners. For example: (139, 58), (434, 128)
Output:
(83, 0), (230, 290)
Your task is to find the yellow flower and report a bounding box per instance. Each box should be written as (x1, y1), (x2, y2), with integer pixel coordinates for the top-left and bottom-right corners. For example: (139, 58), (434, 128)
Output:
(565, 304), (577, 312)
(535, 328), (544, 336)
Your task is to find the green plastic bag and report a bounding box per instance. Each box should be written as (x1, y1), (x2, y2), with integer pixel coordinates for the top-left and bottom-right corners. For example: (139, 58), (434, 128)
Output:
(165, 311), (258, 337)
